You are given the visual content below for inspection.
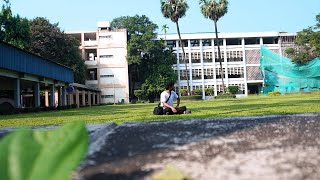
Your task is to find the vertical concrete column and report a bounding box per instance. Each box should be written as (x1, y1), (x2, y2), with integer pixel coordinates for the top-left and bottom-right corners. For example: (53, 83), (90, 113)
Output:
(58, 87), (62, 106)
(82, 90), (86, 106)
(88, 91), (92, 107)
(68, 93), (73, 106)
(62, 86), (66, 106)
(14, 78), (21, 109)
(34, 82), (40, 108)
(188, 39), (193, 92)
(92, 92), (96, 105)
(242, 38), (248, 96)
(200, 39), (205, 100)
(223, 38), (228, 90)
(45, 90), (49, 107)
(50, 84), (55, 108)
(97, 92), (101, 105)
(75, 89), (80, 108)
(55, 90), (58, 107)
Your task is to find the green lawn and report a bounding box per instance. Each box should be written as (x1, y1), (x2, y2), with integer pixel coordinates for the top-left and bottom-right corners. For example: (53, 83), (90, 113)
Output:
(0, 92), (320, 128)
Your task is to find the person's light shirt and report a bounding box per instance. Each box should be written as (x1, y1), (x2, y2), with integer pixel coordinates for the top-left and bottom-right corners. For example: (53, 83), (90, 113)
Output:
(160, 90), (179, 108)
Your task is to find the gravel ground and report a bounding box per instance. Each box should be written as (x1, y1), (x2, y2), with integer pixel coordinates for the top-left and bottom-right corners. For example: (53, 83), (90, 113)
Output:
(75, 113), (320, 180)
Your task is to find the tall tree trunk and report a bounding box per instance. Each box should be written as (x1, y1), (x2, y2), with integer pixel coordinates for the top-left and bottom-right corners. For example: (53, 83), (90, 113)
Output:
(214, 20), (225, 93)
(176, 21), (190, 95)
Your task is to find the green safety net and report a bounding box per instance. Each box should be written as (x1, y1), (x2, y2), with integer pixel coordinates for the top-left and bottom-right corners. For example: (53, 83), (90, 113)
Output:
(260, 46), (320, 94)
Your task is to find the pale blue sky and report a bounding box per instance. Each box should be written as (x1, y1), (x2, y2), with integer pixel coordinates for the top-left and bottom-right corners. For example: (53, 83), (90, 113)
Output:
(7, 0), (320, 34)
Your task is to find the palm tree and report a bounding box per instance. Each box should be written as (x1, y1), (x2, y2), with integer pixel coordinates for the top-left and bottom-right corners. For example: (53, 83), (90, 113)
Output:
(161, 0), (190, 95)
(199, 0), (228, 93)
(161, 24), (169, 45)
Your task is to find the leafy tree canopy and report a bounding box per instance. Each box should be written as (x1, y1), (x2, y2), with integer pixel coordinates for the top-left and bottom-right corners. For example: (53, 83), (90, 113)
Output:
(286, 13), (320, 64)
(199, 0), (229, 22)
(111, 15), (158, 65)
(140, 40), (177, 96)
(28, 17), (86, 83)
(160, 0), (189, 23)
(0, 0), (30, 49)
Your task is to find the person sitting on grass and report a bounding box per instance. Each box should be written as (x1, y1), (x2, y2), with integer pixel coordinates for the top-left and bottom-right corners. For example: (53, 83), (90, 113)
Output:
(161, 82), (191, 115)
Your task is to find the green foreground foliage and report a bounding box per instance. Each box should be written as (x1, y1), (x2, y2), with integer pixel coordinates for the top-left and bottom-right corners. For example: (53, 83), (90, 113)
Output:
(0, 122), (88, 180)
(0, 93), (320, 128)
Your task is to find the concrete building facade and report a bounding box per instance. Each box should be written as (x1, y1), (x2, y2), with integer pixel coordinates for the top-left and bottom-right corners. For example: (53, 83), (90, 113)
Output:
(67, 21), (129, 104)
(158, 32), (296, 98)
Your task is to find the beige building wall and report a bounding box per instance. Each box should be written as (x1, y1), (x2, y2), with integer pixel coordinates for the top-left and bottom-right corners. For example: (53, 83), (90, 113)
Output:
(67, 21), (129, 104)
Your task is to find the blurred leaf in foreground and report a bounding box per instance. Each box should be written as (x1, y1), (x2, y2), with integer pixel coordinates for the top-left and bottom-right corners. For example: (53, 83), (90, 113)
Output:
(0, 122), (88, 180)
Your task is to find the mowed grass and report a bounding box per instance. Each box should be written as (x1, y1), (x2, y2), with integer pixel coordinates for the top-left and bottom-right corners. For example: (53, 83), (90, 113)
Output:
(0, 92), (319, 128)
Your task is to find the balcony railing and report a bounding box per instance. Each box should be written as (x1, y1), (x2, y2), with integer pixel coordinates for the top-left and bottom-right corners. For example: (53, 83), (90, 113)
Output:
(83, 40), (97, 46)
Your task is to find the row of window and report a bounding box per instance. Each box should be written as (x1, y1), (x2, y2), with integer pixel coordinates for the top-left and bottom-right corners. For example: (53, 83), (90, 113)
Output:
(101, 95), (114, 98)
(166, 37), (280, 48)
(179, 83), (245, 92)
(177, 67), (245, 80)
(99, 35), (113, 39)
(100, 75), (114, 78)
(83, 35), (114, 41)
(100, 55), (113, 58)
(178, 51), (244, 63)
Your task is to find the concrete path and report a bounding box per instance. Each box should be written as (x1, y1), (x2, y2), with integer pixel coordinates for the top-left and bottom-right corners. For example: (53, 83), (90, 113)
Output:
(77, 113), (320, 180)
(1, 113), (320, 180)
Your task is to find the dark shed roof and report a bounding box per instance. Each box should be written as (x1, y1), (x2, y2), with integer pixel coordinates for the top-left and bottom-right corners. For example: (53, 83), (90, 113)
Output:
(0, 42), (74, 83)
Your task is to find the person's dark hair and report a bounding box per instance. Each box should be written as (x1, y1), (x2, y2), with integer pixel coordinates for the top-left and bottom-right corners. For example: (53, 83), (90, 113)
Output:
(165, 82), (174, 90)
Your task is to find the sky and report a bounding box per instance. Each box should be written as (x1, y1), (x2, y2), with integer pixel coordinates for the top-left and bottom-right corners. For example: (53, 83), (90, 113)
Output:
(7, 0), (320, 35)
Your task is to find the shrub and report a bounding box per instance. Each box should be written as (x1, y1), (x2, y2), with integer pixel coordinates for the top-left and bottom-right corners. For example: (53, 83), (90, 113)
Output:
(180, 89), (188, 96)
(228, 86), (239, 94)
(268, 91), (281, 96)
(205, 88), (214, 96)
(192, 89), (202, 95)
(134, 90), (143, 101)
(137, 100), (147, 104)
(71, 104), (77, 108)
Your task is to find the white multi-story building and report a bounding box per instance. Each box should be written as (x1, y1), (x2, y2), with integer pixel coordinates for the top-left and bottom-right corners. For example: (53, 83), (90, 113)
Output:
(158, 32), (296, 98)
(67, 21), (129, 104)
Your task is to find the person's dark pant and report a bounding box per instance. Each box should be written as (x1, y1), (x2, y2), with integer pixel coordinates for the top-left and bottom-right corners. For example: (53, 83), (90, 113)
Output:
(163, 106), (187, 115)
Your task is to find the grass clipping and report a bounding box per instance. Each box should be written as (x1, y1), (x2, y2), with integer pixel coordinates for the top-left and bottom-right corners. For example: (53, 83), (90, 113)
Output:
(152, 164), (189, 180)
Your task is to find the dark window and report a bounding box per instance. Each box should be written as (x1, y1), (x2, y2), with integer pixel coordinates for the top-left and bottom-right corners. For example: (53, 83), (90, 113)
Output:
(263, 37), (278, 44)
(100, 74), (114, 78)
(214, 39), (223, 46)
(245, 38), (260, 45)
(202, 39), (212, 46)
(190, 39), (200, 47)
(100, 35), (112, 39)
(166, 40), (176, 48)
(178, 40), (188, 47)
(87, 68), (97, 80)
(100, 55), (113, 58)
(101, 95), (114, 98)
(226, 38), (242, 45)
